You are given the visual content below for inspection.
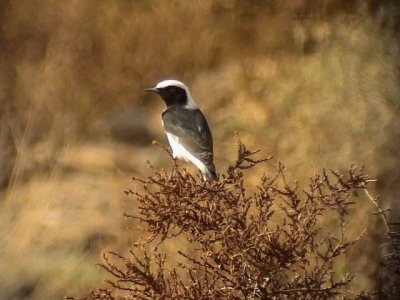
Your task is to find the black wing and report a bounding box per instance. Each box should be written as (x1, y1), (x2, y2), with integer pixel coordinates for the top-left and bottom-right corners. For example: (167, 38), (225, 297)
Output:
(162, 105), (215, 172)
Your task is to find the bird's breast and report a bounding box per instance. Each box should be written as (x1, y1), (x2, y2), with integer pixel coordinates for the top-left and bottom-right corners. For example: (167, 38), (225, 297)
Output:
(166, 133), (189, 161)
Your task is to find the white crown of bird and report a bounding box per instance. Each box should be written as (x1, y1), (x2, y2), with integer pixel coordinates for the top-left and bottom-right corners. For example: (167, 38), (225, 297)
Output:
(156, 79), (197, 108)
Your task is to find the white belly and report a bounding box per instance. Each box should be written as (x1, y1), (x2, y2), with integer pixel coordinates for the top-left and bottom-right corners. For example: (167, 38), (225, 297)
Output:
(166, 132), (208, 174)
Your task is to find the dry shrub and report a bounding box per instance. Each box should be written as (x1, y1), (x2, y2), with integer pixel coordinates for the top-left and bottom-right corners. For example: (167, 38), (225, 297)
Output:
(68, 141), (380, 299)
(381, 225), (400, 298)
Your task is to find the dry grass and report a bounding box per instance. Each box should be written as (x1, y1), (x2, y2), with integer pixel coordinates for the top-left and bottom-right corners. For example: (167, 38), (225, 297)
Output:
(1, 0), (399, 299)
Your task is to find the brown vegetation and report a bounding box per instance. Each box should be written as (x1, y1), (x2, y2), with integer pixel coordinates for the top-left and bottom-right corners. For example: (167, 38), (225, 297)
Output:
(67, 141), (393, 299)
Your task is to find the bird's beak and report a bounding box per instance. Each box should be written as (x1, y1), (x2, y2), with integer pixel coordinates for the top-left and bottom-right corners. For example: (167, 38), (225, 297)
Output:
(144, 87), (159, 93)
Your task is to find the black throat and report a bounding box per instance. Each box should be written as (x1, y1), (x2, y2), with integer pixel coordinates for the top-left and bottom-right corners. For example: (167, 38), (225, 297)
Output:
(158, 86), (188, 107)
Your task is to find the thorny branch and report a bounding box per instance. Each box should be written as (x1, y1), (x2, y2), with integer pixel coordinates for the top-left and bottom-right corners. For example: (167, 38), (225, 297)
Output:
(68, 139), (392, 300)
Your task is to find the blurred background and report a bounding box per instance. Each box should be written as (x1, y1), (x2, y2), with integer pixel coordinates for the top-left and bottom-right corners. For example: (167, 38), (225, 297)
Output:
(1, 0), (399, 299)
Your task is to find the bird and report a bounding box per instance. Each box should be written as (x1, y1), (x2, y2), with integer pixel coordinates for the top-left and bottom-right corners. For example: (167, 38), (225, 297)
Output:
(145, 79), (218, 181)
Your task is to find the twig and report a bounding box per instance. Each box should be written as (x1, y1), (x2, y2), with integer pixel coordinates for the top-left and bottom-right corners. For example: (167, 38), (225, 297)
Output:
(364, 188), (390, 234)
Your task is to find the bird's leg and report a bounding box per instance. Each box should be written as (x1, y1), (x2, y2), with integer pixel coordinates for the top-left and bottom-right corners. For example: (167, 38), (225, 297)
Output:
(169, 158), (178, 181)
(169, 168), (176, 181)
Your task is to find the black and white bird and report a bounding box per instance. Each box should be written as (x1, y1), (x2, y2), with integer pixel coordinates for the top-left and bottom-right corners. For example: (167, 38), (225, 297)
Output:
(145, 79), (218, 181)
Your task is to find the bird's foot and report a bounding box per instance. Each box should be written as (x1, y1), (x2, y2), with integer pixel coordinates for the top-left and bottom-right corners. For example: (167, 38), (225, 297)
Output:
(168, 168), (176, 181)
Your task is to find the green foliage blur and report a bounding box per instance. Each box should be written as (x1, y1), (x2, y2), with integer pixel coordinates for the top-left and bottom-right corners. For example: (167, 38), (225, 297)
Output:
(0, 0), (399, 299)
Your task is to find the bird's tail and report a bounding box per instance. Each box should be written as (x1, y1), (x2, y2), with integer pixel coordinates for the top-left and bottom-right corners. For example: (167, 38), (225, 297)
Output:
(203, 168), (218, 181)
